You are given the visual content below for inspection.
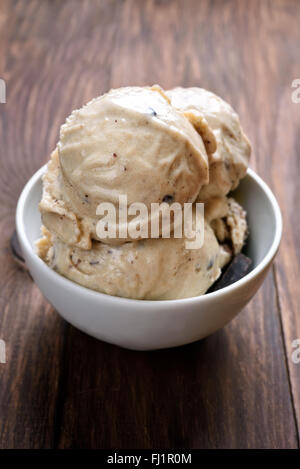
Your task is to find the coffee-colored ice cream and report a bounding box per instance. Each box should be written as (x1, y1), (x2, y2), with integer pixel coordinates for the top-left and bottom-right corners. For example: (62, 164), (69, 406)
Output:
(37, 217), (230, 300)
(42, 85), (208, 247)
(37, 85), (251, 300)
(166, 87), (251, 201)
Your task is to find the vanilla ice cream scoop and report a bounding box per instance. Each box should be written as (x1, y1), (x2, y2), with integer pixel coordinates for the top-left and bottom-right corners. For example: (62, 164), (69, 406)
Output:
(166, 87), (251, 201)
(52, 85), (208, 245)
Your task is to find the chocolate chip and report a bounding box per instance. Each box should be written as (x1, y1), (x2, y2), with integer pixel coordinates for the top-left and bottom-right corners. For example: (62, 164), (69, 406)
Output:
(89, 260), (99, 265)
(147, 107), (157, 117)
(162, 194), (174, 203)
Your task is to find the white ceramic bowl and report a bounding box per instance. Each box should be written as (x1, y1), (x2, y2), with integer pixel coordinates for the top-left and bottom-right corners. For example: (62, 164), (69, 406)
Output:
(16, 166), (282, 350)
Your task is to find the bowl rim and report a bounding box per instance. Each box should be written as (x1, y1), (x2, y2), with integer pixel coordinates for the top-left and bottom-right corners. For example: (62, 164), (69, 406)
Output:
(16, 165), (282, 306)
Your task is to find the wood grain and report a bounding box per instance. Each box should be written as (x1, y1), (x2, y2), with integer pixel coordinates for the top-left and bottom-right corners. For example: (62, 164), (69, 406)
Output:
(0, 0), (299, 449)
(57, 277), (295, 449)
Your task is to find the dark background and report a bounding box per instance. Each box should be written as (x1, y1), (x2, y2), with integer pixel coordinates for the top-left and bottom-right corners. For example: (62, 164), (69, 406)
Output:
(0, 0), (299, 449)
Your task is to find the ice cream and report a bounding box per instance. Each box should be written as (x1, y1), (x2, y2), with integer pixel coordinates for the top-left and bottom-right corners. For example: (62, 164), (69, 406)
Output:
(166, 87), (251, 201)
(205, 196), (248, 255)
(37, 85), (251, 300)
(38, 216), (230, 300)
(40, 86), (209, 248)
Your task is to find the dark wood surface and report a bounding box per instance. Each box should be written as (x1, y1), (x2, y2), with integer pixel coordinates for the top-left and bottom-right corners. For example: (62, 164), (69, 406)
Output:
(0, 0), (300, 449)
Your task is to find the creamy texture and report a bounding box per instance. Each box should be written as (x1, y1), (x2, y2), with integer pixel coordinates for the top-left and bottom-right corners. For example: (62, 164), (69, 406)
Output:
(39, 148), (94, 249)
(37, 85), (251, 300)
(37, 220), (229, 300)
(166, 87), (251, 201)
(56, 85), (208, 244)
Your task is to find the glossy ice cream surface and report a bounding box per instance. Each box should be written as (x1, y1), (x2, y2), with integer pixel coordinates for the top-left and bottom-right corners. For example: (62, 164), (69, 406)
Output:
(37, 85), (251, 300)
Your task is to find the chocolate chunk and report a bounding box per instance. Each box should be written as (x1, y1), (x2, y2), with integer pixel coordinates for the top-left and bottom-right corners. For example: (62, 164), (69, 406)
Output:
(207, 253), (252, 293)
(162, 194), (174, 203)
(147, 107), (157, 117)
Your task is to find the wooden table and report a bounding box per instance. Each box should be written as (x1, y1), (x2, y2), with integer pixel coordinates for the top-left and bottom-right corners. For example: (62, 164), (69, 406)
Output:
(0, 0), (299, 449)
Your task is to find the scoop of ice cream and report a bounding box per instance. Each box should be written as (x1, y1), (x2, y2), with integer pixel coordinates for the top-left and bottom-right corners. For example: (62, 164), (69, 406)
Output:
(36, 217), (229, 300)
(51, 85), (208, 245)
(166, 87), (251, 200)
(37, 84), (251, 301)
